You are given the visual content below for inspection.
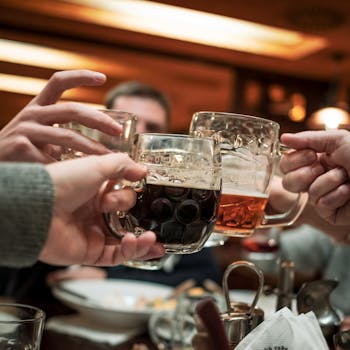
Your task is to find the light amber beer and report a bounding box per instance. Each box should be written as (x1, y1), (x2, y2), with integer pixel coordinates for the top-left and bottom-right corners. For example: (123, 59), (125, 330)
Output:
(215, 191), (269, 237)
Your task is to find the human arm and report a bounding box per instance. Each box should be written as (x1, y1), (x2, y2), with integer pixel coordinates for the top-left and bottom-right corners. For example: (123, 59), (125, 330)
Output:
(0, 70), (121, 163)
(0, 162), (54, 267)
(0, 153), (164, 268)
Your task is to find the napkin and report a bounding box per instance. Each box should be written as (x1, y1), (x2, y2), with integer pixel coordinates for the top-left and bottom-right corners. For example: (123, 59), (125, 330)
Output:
(235, 307), (329, 350)
(45, 314), (144, 346)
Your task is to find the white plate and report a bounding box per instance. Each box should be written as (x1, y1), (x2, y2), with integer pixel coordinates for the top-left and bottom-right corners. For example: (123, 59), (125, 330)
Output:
(52, 279), (173, 329)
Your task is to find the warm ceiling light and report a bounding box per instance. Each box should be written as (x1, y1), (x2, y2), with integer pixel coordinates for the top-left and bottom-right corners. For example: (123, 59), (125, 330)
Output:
(0, 73), (46, 95)
(0, 39), (133, 76)
(0, 39), (100, 70)
(308, 107), (350, 130)
(0, 73), (103, 108)
(65, 0), (328, 59)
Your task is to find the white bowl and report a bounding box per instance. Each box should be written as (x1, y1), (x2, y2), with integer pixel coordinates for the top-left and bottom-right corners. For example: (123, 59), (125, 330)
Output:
(52, 279), (173, 329)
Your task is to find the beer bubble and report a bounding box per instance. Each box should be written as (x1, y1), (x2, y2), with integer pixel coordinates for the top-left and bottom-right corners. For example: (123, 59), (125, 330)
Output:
(175, 199), (201, 224)
(150, 198), (173, 221)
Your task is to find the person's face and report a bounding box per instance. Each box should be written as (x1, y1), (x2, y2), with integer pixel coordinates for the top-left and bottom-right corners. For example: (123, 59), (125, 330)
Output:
(112, 96), (168, 133)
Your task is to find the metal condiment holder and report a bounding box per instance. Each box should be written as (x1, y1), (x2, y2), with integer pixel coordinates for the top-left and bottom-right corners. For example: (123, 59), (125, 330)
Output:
(221, 260), (265, 349)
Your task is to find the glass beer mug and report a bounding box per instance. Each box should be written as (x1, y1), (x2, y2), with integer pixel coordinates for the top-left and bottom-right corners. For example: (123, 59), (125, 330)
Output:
(104, 133), (222, 254)
(60, 109), (137, 158)
(190, 112), (307, 238)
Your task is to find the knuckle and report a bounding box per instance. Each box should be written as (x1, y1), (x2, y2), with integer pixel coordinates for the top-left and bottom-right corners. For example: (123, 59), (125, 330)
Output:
(283, 172), (308, 193)
(17, 106), (39, 121)
(63, 102), (81, 115)
(15, 121), (34, 135)
(330, 169), (343, 183)
(12, 136), (33, 153)
(58, 127), (77, 142)
(338, 184), (350, 198)
(50, 71), (64, 84)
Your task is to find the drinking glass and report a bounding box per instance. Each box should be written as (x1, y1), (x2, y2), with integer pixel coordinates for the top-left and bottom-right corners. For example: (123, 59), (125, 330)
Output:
(60, 109), (137, 159)
(104, 133), (222, 254)
(0, 303), (45, 350)
(190, 111), (307, 238)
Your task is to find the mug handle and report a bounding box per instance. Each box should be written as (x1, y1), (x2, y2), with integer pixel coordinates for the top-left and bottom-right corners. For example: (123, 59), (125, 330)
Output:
(260, 191), (308, 228)
(260, 143), (308, 228)
(102, 179), (146, 239)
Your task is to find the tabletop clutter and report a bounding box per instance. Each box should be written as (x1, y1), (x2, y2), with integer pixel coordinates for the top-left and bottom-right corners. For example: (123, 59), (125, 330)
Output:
(147, 260), (345, 349)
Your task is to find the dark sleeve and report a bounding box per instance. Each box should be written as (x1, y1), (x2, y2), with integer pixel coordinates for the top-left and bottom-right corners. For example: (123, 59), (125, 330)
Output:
(0, 163), (54, 267)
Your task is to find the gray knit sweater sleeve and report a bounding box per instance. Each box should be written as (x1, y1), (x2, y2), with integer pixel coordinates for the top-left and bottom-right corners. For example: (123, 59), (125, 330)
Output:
(0, 163), (54, 267)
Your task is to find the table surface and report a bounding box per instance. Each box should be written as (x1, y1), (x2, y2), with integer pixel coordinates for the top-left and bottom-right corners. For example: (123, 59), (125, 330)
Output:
(41, 329), (158, 350)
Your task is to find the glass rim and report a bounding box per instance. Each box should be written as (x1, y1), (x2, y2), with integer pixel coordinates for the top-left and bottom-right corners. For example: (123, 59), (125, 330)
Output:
(99, 108), (138, 121)
(193, 111), (280, 129)
(0, 303), (45, 324)
(136, 132), (215, 141)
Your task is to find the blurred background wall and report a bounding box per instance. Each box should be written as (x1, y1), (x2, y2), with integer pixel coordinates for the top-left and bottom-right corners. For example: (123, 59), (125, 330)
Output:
(0, 0), (350, 133)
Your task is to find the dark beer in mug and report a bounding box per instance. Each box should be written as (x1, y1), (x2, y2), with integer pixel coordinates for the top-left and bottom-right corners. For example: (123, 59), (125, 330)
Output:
(120, 183), (221, 254)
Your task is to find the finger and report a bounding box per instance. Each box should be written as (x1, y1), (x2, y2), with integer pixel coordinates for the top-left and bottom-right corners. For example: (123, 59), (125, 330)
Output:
(282, 163), (325, 192)
(134, 231), (158, 258)
(279, 149), (317, 174)
(101, 188), (137, 212)
(47, 153), (147, 212)
(31, 70), (106, 106)
(308, 168), (348, 204)
(0, 135), (52, 163)
(138, 244), (165, 260)
(94, 153), (148, 182)
(33, 103), (122, 135)
(281, 130), (350, 153)
(120, 233), (138, 260)
(17, 122), (111, 155)
(316, 183), (350, 223)
(119, 232), (163, 261)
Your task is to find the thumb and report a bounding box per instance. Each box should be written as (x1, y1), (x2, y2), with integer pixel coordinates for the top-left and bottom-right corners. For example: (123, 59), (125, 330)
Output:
(46, 153), (147, 212)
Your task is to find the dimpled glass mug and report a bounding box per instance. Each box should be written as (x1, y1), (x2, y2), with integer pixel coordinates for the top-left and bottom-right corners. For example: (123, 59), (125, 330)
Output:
(0, 303), (45, 350)
(190, 112), (307, 238)
(104, 133), (222, 254)
(60, 109), (137, 159)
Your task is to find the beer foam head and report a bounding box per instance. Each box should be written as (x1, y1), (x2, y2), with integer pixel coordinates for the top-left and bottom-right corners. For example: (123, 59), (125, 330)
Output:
(221, 186), (269, 199)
